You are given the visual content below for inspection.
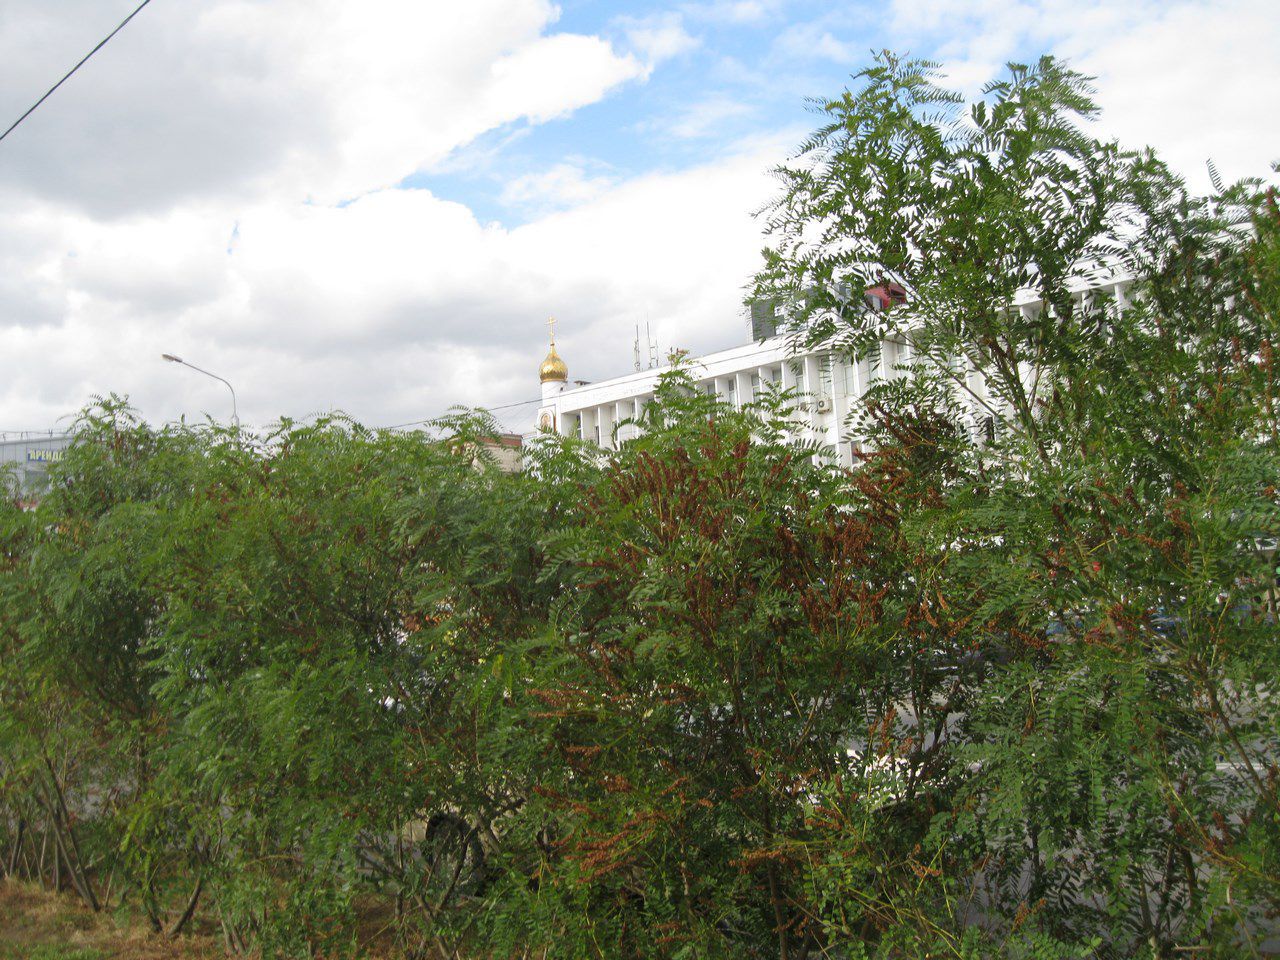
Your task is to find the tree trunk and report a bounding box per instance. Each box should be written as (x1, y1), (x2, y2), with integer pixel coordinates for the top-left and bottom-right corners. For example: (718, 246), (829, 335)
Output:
(41, 757), (99, 911)
(142, 876), (163, 933)
(169, 869), (204, 938)
(6, 818), (25, 878)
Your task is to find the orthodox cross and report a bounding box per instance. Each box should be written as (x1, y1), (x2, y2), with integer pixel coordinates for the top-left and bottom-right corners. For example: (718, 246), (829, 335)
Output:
(547, 315), (557, 345)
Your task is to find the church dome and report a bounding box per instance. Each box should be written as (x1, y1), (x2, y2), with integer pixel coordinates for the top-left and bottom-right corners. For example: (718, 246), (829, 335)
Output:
(539, 342), (568, 383)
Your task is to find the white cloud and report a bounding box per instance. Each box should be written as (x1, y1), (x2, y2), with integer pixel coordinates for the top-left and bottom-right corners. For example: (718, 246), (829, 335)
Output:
(2, 0), (1273, 438)
(0, 0), (700, 431)
(685, 0), (787, 25)
(0, 143), (781, 432)
(773, 22), (859, 63)
(641, 95), (755, 139)
(499, 162), (617, 213)
(484, 33), (645, 126)
(888, 0), (1279, 189)
(0, 0), (644, 212)
(1069, 1), (1279, 189)
(618, 12), (701, 64)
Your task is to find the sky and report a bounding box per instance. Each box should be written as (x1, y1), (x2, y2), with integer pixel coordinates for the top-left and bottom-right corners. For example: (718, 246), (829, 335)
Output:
(0, 0), (1276, 435)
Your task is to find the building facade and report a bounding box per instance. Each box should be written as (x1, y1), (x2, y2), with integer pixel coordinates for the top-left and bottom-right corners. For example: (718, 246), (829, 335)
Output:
(1, 432), (73, 503)
(532, 278), (1134, 464)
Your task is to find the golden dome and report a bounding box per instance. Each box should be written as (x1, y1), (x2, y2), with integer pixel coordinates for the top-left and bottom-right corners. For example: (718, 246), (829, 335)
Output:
(540, 342), (568, 383)
(540, 316), (568, 383)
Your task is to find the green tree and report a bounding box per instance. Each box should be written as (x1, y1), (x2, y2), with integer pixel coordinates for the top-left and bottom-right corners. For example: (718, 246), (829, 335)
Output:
(509, 373), (955, 959)
(0, 400), (207, 925)
(144, 412), (553, 956)
(1, 51), (1275, 960)
(753, 52), (1280, 958)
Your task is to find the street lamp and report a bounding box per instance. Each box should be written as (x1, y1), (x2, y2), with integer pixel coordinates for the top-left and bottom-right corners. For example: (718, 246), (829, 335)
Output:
(162, 353), (239, 428)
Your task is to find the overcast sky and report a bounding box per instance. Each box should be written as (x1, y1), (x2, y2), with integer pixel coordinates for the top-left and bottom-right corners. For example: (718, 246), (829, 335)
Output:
(0, 0), (1275, 434)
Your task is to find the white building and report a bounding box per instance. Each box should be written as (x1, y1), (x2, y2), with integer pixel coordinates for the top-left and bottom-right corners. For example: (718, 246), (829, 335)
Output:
(532, 278), (1133, 465)
(1, 432), (72, 499)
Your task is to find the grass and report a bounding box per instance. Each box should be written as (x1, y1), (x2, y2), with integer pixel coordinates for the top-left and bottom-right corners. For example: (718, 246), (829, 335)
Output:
(0, 880), (422, 959)
(0, 881), (219, 960)
(3, 948), (104, 960)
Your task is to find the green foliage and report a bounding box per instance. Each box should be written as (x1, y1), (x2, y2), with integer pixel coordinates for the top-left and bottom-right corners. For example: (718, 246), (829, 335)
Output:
(752, 52), (1280, 960)
(1, 55), (1277, 960)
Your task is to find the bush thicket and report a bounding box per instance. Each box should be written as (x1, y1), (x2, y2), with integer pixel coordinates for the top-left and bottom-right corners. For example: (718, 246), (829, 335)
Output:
(1, 56), (1277, 959)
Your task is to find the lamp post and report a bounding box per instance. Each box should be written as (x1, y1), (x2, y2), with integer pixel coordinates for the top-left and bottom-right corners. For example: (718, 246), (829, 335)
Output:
(162, 353), (239, 428)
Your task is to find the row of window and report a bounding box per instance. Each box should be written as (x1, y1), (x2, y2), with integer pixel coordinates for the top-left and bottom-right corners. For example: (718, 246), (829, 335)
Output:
(558, 280), (1135, 456)
(566, 344), (937, 447)
(694, 346), (917, 411)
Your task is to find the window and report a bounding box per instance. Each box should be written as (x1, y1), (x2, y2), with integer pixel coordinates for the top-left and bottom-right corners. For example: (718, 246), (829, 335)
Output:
(839, 358), (857, 396)
(788, 360), (805, 391)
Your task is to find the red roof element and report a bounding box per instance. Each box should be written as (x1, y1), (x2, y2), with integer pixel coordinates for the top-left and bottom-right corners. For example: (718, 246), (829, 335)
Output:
(480, 433), (523, 449)
(863, 282), (908, 311)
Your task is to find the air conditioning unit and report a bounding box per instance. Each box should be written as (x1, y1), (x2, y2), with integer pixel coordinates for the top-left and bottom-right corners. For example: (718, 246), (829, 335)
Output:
(815, 397), (833, 414)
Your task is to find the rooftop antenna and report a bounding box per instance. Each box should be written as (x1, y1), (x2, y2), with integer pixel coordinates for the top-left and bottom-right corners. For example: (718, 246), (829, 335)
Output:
(633, 324), (642, 372)
(646, 321), (658, 370)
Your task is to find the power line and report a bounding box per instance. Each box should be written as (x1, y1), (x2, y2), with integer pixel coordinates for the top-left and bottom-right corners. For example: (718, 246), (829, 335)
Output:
(0, 0), (156, 146)
(379, 397), (542, 432)
(2, 397), (543, 438)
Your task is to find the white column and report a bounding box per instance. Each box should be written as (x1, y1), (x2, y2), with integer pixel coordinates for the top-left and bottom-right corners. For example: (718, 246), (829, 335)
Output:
(1114, 281), (1130, 312)
(597, 405), (614, 449)
(614, 400), (634, 444)
(849, 354), (866, 461)
(831, 356), (850, 466)
(1018, 303), (1038, 406)
(779, 360), (796, 426)
(803, 354), (822, 440)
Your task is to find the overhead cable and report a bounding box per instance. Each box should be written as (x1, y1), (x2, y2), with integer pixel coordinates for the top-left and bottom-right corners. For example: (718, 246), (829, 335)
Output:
(0, 0), (156, 145)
